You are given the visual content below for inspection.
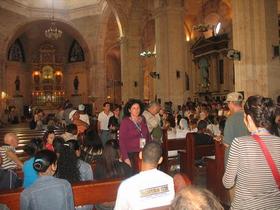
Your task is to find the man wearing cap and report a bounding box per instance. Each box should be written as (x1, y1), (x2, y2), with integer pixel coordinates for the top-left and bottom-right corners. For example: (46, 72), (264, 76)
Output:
(78, 104), (90, 126)
(69, 110), (88, 134)
(223, 92), (249, 203)
(223, 92), (249, 163)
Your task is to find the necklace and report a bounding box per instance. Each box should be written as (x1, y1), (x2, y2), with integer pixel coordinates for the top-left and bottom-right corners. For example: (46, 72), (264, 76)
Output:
(251, 128), (270, 135)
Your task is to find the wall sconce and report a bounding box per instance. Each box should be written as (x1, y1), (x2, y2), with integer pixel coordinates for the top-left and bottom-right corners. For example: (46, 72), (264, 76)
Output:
(176, 70), (180, 79)
(227, 49), (241, 61)
(149, 72), (160, 79)
(272, 45), (279, 57)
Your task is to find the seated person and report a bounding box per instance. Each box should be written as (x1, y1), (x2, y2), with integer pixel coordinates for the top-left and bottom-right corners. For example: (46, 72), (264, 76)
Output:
(78, 104), (90, 126)
(115, 141), (175, 210)
(60, 124), (78, 141)
(23, 138), (43, 188)
(20, 150), (74, 210)
(192, 120), (214, 145)
(0, 133), (23, 169)
(66, 140), (93, 181)
(94, 139), (132, 180)
(42, 130), (55, 151)
(171, 186), (223, 210)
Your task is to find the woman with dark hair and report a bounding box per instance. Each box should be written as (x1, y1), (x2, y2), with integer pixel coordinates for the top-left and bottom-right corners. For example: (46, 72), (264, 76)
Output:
(223, 95), (280, 209)
(80, 129), (103, 164)
(20, 150), (74, 210)
(119, 99), (150, 171)
(94, 139), (132, 180)
(23, 138), (43, 188)
(42, 130), (55, 151)
(108, 104), (121, 140)
(66, 140), (93, 181)
(56, 142), (81, 183)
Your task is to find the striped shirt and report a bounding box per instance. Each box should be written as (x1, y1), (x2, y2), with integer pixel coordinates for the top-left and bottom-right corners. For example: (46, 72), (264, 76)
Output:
(0, 145), (17, 169)
(223, 135), (280, 209)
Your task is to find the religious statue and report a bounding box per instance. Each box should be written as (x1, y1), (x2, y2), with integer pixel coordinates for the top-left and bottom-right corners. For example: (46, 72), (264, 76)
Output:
(73, 76), (79, 93)
(15, 76), (20, 92)
(198, 57), (209, 87)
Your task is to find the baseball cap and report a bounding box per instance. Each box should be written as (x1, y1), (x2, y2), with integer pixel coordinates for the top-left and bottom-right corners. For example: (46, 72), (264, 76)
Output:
(78, 104), (85, 111)
(69, 110), (77, 121)
(225, 92), (243, 102)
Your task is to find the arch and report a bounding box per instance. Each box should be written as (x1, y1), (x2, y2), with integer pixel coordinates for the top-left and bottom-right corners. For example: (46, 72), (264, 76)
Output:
(3, 18), (93, 66)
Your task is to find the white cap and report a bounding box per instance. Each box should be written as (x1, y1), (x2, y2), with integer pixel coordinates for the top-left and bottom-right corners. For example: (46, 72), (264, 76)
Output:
(69, 110), (77, 121)
(78, 104), (85, 111)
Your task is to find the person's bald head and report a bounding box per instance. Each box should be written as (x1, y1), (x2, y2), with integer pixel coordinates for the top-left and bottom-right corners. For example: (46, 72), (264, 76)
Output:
(4, 133), (18, 147)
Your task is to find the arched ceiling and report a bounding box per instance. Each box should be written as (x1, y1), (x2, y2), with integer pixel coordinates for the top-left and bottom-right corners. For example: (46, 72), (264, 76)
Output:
(3, 0), (102, 10)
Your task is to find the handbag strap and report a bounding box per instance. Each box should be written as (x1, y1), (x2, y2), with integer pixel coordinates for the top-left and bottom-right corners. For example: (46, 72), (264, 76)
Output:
(252, 134), (280, 190)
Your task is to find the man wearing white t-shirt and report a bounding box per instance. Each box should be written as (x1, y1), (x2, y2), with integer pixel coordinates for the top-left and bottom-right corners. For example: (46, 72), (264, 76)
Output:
(115, 141), (175, 210)
(98, 102), (113, 145)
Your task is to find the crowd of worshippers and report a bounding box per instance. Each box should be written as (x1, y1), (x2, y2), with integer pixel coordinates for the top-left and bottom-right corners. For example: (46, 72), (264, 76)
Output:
(0, 93), (280, 209)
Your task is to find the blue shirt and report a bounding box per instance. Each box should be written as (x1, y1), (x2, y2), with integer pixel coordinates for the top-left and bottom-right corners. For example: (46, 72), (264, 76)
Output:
(23, 157), (38, 189)
(20, 176), (75, 210)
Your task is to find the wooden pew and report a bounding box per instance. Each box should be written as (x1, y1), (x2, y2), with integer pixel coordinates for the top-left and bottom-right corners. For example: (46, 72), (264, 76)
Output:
(178, 133), (215, 183)
(206, 141), (229, 204)
(0, 178), (122, 210)
(161, 129), (186, 173)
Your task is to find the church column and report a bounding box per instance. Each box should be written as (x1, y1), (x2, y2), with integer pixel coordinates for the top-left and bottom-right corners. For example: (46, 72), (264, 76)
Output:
(120, 33), (143, 103)
(154, 0), (186, 106)
(232, 0), (280, 99)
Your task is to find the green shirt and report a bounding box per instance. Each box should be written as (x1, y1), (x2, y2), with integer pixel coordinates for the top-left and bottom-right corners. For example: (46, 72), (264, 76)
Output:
(224, 111), (249, 163)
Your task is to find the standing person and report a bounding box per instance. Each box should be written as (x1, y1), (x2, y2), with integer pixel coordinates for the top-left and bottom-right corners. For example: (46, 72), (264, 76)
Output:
(119, 99), (150, 171)
(223, 92), (249, 162)
(142, 101), (162, 142)
(98, 102), (113, 145)
(108, 104), (121, 140)
(223, 95), (280, 209)
(115, 141), (175, 210)
(69, 110), (89, 135)
(20, 150), (75, 210)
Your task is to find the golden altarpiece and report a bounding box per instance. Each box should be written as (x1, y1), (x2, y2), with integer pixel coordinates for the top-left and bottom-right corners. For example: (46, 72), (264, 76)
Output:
(31, 43), (64, 108)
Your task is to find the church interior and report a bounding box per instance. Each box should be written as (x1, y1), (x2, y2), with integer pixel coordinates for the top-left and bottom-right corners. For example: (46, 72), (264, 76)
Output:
(0, 0), (279, 114)
(0, 0), (280, 209)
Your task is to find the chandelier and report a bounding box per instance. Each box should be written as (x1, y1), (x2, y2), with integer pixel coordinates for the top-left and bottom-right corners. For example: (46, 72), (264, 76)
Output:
(193, 0), (210, 33)
(45, 0), (62, 40)
(140, 50), (156, 57)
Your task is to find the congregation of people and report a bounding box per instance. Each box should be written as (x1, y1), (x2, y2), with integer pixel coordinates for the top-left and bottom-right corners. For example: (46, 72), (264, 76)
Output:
(0, 93), (280, 210)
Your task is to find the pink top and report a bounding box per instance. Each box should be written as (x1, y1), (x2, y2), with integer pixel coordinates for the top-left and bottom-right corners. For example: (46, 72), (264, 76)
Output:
(45, 143), (54, 151)
(119, 116), (151, 160)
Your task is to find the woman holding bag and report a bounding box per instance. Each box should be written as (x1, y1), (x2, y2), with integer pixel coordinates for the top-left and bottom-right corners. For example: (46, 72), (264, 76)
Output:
(223, 95), (280, 209)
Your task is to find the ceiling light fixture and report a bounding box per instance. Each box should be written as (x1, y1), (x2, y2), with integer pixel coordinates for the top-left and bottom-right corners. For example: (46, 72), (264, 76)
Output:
(45, 0), (62, 40)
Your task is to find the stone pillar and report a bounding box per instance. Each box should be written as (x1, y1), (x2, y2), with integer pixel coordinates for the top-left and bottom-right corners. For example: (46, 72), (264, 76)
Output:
(154, 0), (186, 106)
(120, 35), (143, 103)
(232, 0), (280, 99)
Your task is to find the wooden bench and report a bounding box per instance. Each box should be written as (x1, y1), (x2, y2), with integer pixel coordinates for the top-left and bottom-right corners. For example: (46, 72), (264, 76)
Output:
(206, 141), (229, 204)
(178, 133), (215, 182)
(0, 178), (122, 210)
(161, 129), (187, 173)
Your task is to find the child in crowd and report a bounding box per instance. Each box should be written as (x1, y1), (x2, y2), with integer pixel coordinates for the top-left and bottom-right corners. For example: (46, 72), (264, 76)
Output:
(23, 138), (43, 188)
(42, 130), (55, 151)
